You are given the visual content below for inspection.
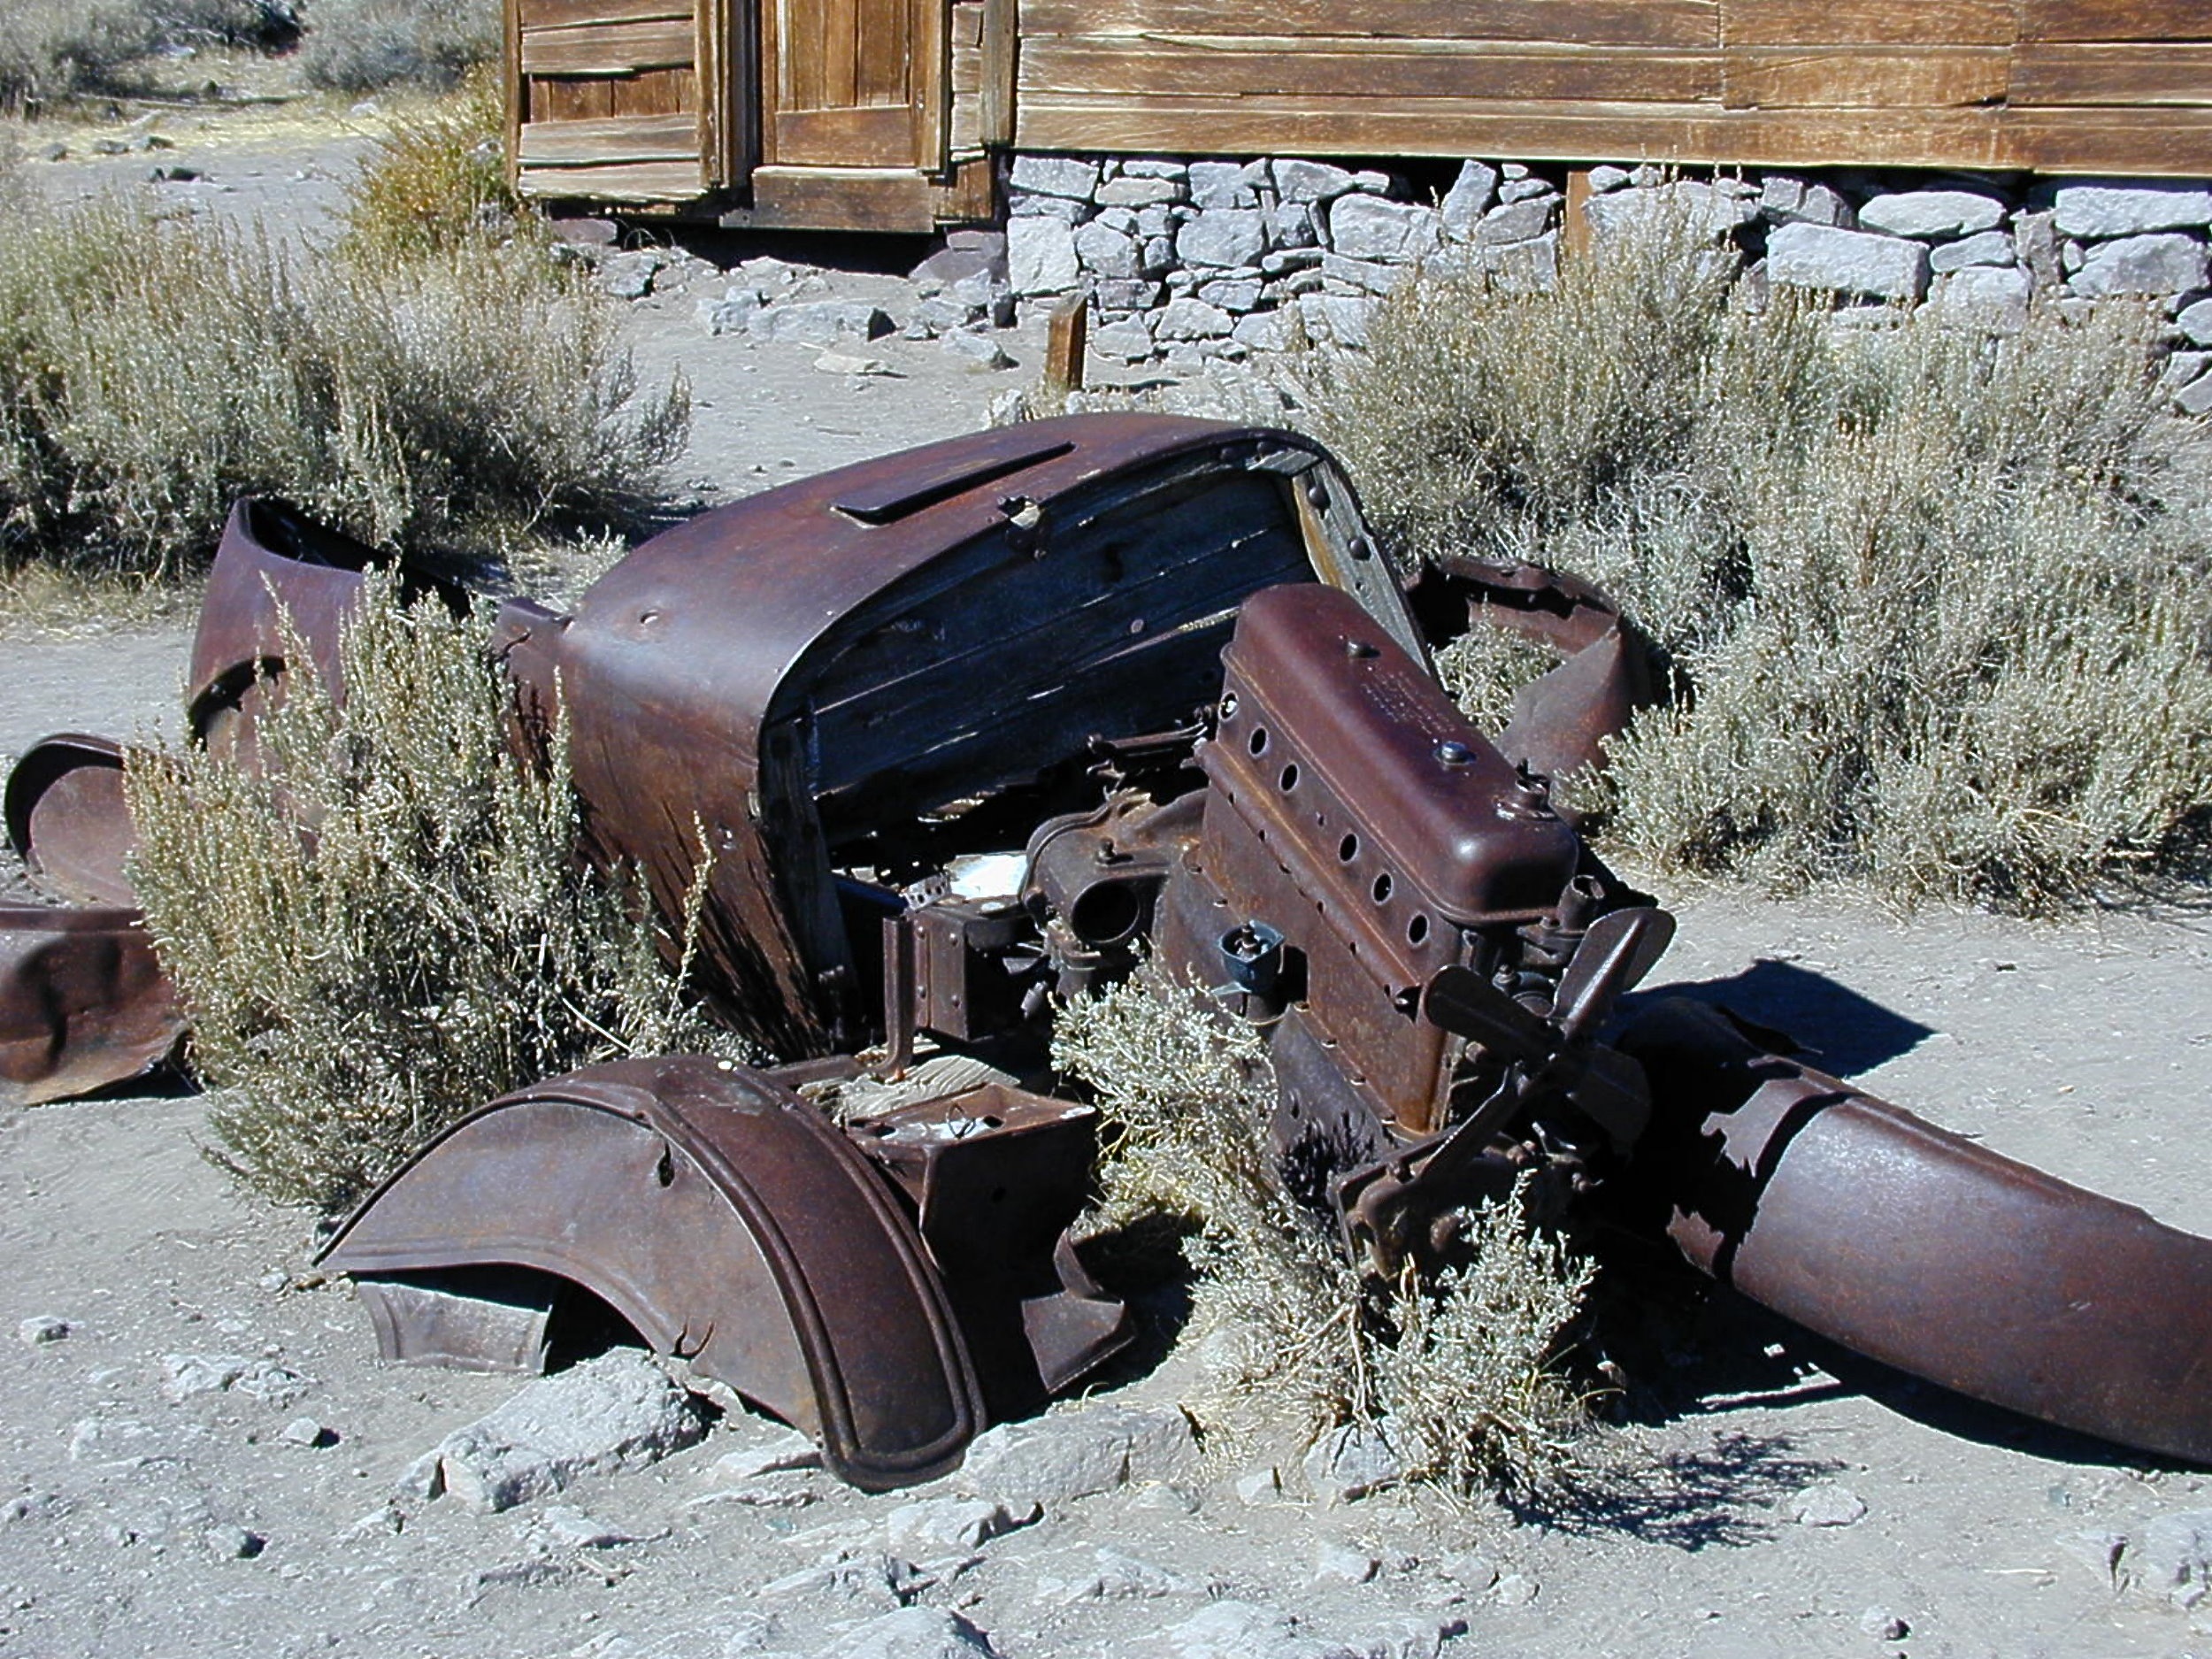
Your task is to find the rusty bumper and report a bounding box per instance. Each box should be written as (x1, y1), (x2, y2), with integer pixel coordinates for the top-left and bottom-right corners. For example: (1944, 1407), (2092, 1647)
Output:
(1620, 997), (2212, 1464)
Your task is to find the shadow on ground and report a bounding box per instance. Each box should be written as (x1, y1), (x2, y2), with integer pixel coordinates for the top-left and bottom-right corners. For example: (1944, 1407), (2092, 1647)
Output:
(1623, 956), (1937, 1078)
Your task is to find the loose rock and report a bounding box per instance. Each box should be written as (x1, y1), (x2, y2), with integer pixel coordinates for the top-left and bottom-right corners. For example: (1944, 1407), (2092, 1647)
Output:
(18, 1316), (72, 1346)
(425, 1348), (707, 1514)
(1790, 1483), (1870, 1528)
(884, 1497), (1036, 1555)
(958, 1403), (1193, 1509)
(162, 1354), (311, 1406)
(1858, 1607), (1909, 1640)
(1311, 1540), (1379, 1585)
(815, 1606), (999, 1659)
(1007, 216), (1079, 295)
(1303, 1422), (1402, 1504)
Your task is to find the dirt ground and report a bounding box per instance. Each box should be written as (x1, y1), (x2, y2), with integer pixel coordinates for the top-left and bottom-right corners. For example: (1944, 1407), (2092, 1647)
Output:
(4, 92), (2212, 1659)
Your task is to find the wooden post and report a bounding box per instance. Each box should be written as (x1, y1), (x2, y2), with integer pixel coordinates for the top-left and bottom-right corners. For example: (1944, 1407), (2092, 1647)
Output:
(1043, 293), (1088, 402)
(979, 0), (1015, 149)
(1563, 167), (1595, 257)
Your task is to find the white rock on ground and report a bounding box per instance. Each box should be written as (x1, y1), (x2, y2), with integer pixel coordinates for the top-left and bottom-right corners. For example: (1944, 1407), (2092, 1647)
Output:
(2125, 1509), (2212, 1605)
(813, 1606), (999, 1659)
(883, 1495), (1037, 1555)
(162, 1353), (311, 1404)
(424, 1348), (707, 1513)
(1790, 1482), (1870, 1527)
(956, 1402), (1194, 1509)
(746, 301), (895, 347)
(1303, 1421), (1402, 1504)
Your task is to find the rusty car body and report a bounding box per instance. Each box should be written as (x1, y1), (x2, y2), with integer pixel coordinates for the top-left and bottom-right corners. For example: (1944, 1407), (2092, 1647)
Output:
(7, 413), (2211, 1487)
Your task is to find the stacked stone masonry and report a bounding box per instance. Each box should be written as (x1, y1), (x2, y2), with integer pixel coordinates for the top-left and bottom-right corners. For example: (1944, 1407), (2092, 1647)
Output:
(1003, 154), (2212, 416)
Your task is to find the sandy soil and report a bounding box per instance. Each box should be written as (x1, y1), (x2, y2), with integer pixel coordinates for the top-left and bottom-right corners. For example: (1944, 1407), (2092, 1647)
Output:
(4, 94), (2212, 1659)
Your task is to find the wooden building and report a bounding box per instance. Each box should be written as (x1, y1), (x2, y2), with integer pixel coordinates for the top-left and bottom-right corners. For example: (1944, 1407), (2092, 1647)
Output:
(505, 1), (2212, 230)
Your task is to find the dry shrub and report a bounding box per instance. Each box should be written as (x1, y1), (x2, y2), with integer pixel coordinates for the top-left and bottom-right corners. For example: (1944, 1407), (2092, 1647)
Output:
(299, 0), (497, 92)
(338, 65), (519, 258)
(1317, 204), (2212, 910)
(1053, 970), (1598, 1496)
(0, 0), (162, 106)
(0, 191), (686, 578)
(0, 0), (293, 107)
(124, 573), (741, 1213)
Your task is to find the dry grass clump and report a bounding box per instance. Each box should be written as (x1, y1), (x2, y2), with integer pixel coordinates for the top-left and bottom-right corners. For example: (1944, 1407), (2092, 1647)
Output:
(124, 573), (741, 1214)
(337, 66), (518, 257)
(0, 0), (293, 108)
(0, 190), (686, 579)
(299, 0), (497, 92)
(1317, 207), (2212, 910)
(1053, 970), (1598, 1496)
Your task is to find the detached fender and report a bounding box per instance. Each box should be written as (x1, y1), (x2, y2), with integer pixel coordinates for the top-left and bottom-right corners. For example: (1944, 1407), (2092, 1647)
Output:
(0, 904), (181, 1106)
(318, 1056), (985, 1490)
(1618, 997), (2212, 1465)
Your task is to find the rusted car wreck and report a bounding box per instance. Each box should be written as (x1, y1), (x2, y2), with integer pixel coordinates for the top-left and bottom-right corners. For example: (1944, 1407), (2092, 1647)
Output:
(7, 413), (2210, 1488)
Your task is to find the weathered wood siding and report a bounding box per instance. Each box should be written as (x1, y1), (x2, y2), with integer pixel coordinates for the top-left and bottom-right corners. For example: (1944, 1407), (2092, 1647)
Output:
(1011, 0), (2212, 177)
(509, 0), (738, 202)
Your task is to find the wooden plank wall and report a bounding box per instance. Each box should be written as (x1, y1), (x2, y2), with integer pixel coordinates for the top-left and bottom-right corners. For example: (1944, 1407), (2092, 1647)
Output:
(1012, 0), (2212, 177)
(511, 0), (726, 203)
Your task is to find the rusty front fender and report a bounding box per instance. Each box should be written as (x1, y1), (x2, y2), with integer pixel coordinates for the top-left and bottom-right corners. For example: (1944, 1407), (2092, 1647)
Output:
(318, 1056), (985, 1490)
(1617, 997), (2212, 1465)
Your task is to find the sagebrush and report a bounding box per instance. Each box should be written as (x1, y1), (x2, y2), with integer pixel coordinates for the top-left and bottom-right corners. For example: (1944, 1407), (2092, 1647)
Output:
(124, 574), (743, 1213)
(299, 0), (497, 91)
(1315, 204), (2212, 910)
(1053, 970), (1597, 1496)
(338, 65), (519, 258)
(0, 189), (686, 578)
(0, 0), (293, 108)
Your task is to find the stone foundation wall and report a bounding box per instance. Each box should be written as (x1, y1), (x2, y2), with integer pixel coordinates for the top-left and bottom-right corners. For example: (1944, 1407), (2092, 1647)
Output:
(1002, 154), (2212, 415)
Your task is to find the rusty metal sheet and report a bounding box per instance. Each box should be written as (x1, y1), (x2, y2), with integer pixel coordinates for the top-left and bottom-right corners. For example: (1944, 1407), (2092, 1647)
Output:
(5, 734), (136, 906)
(849, 1084), (1132, 1415)
(1414, 553), (1654, 787)
(187, 499), (386, 744)
(1620, 997), (2212, 1465)
(319, 1056), (986, 1490)
(0, 904), (182, 1106)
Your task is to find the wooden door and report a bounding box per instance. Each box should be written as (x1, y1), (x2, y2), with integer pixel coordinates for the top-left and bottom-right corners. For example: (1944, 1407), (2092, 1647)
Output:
(510, 0), (745, 203)
(761, 0), (945, 169)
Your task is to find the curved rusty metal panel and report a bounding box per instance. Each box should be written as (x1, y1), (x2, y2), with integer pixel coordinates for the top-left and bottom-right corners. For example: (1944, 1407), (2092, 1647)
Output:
(5, 734), (136, 906)
(318, 1056), (984, 1490)
(188, 499), (384, 729)
(0, 905), (182, 1106)
(1619, 997), (2212, 1465)
(1411, 554), (1654, 789)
